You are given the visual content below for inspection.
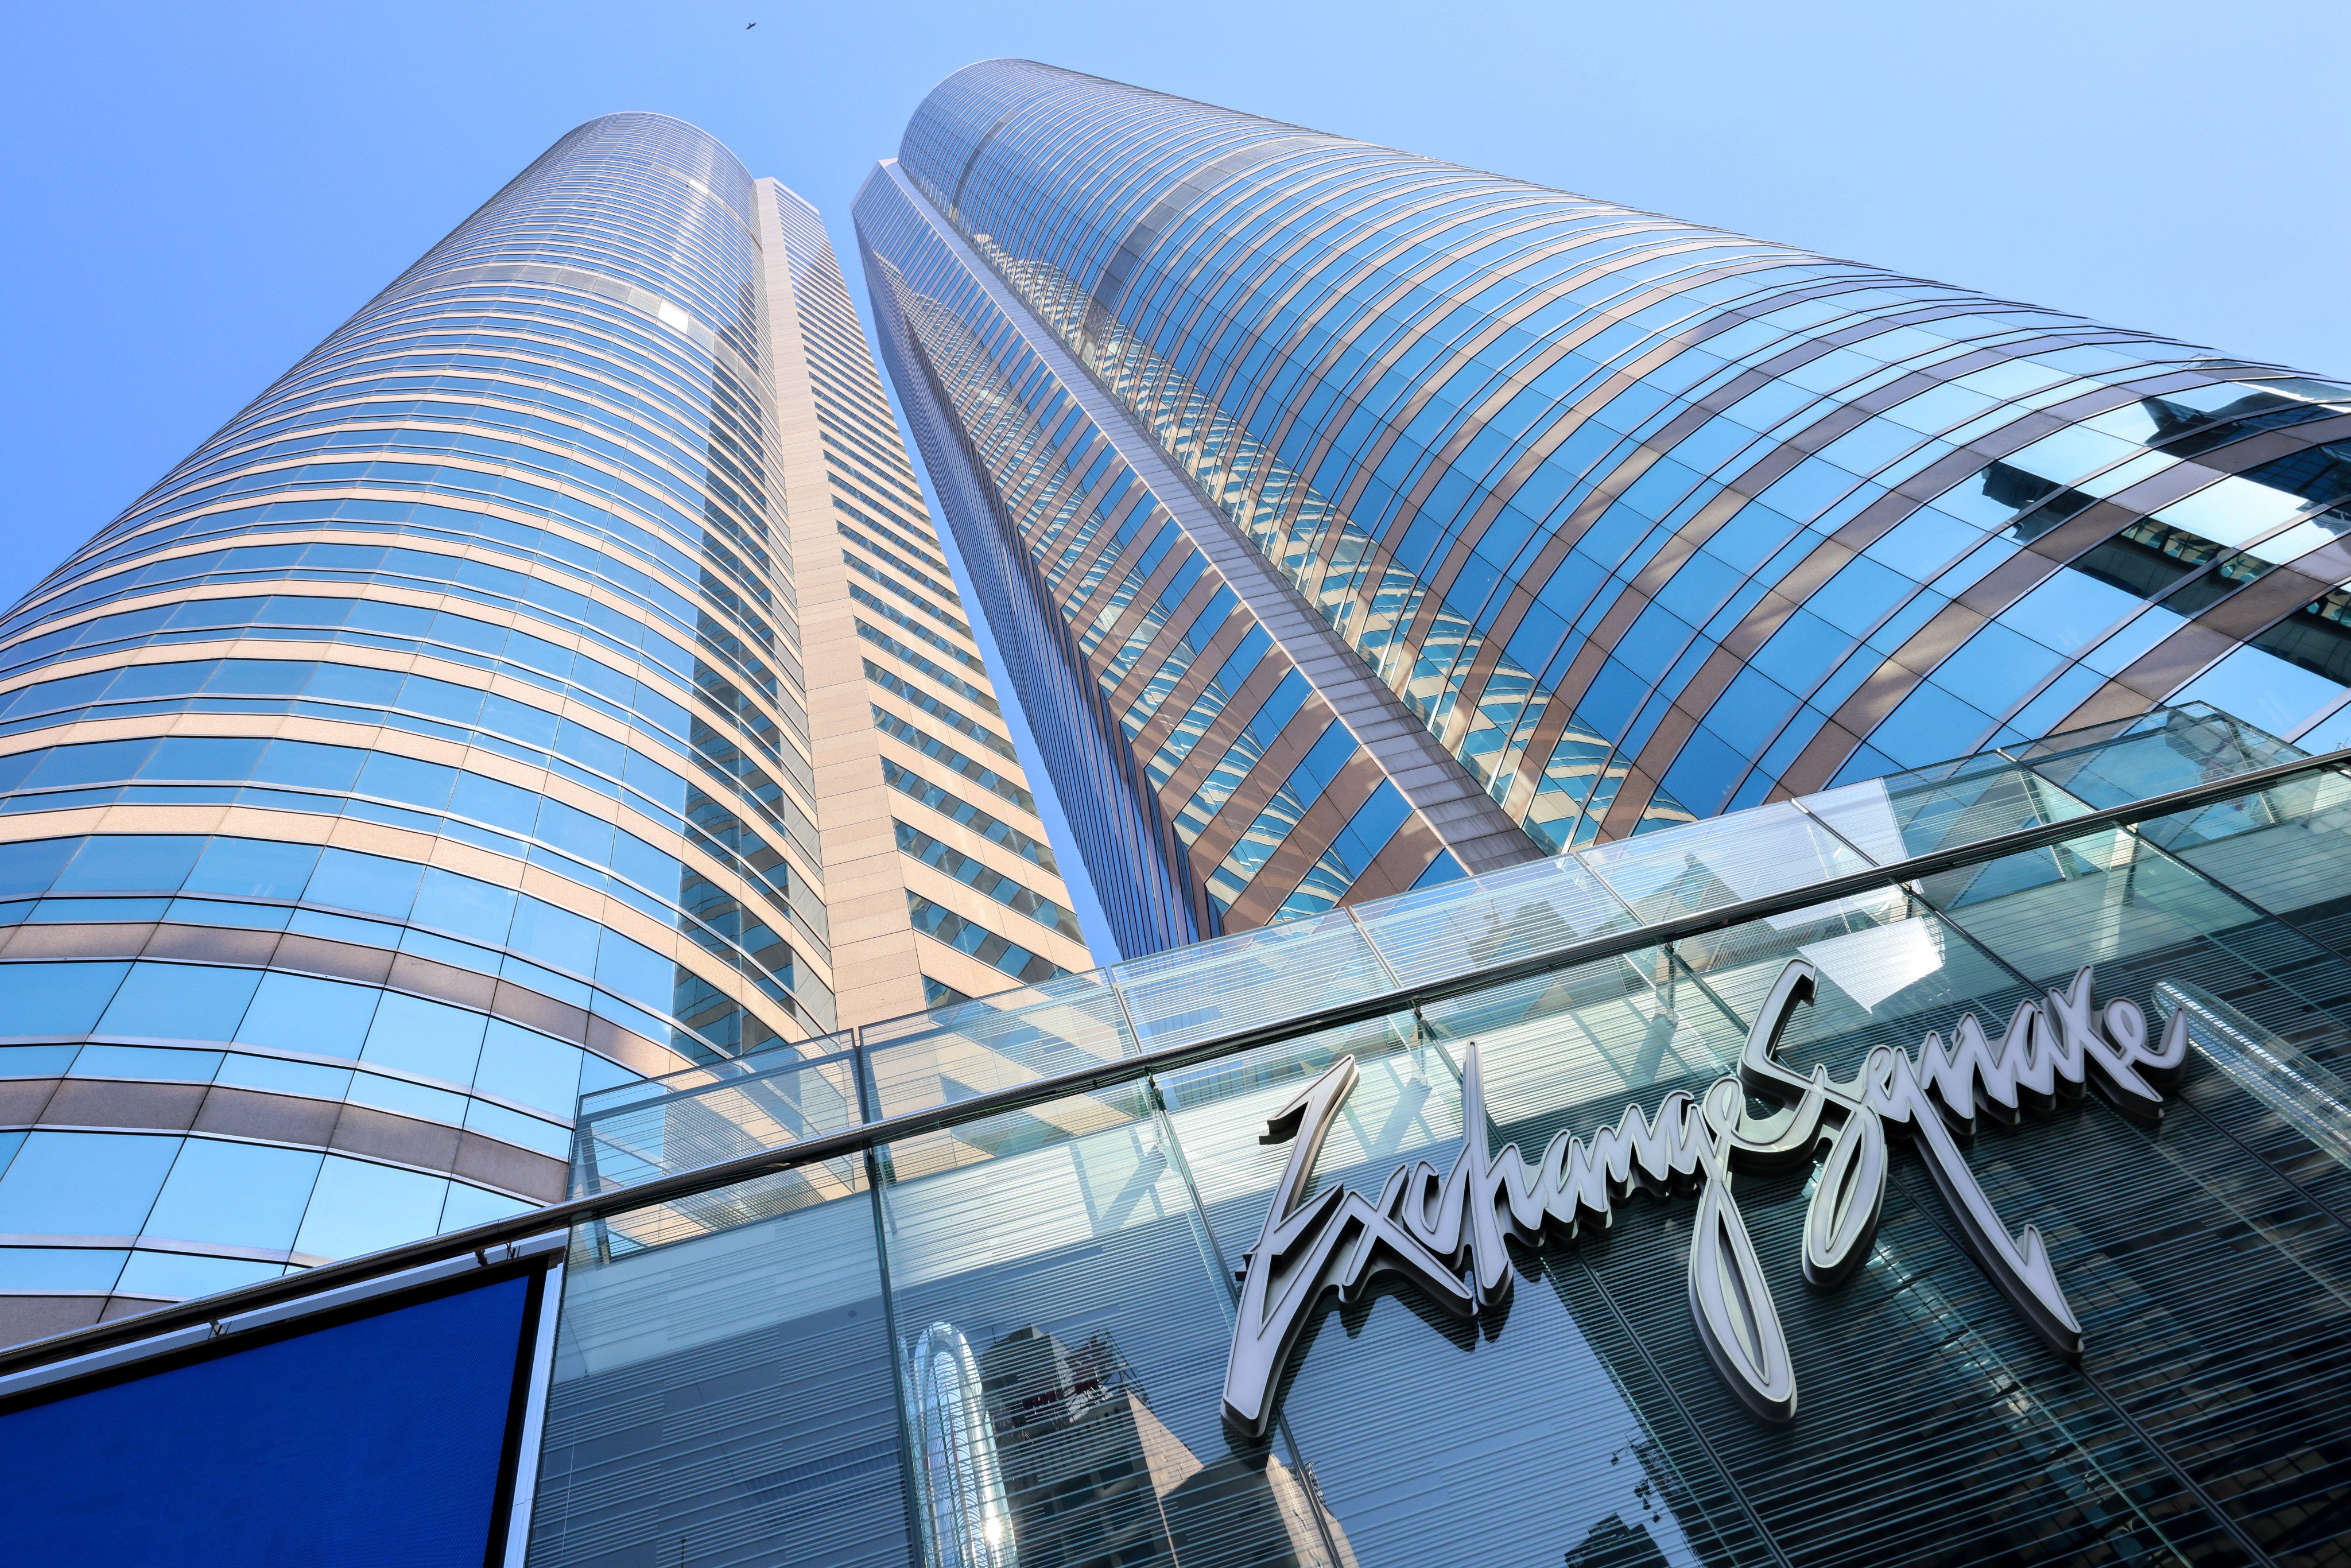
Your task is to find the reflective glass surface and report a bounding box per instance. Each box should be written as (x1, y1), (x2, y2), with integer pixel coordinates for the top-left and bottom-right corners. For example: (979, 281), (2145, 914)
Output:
(0, 114), (825, 1333)
(544, 705), (2351, 1565)
(0, 111), (1096, 1345)
(858, 59), (2351, 934)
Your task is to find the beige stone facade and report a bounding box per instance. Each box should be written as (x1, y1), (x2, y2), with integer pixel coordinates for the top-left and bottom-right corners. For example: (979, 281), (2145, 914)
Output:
(755, 180), (1091, 1030)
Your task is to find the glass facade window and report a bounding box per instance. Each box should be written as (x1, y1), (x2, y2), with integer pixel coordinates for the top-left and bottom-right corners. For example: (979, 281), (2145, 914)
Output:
(0, 115), (1088, 1344)
(858, 61), (2351, 961)
(15, 63), (2351, 1568)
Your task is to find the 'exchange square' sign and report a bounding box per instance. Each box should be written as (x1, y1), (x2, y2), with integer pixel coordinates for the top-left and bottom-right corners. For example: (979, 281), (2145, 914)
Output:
(1223, 960), (2193, 1433)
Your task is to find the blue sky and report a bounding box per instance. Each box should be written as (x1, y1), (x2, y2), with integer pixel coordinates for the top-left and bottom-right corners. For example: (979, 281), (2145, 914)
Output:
(7, 0), (2346, 953)
(10, 0), (2348, 604)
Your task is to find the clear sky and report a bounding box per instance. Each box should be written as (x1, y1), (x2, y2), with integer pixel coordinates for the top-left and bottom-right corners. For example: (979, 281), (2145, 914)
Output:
(7, 0), (2346, 953)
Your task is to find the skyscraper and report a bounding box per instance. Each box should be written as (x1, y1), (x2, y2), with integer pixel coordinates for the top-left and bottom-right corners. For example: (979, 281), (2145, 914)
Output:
(856, 60), (2351, 956)
(0, 113), (1084, 1342)
(9, 71), (2351, 1568)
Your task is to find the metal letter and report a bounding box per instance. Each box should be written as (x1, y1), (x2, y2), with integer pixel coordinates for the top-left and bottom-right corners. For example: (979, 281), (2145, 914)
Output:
(1223, 1057), (1469, 1436)
(1220, 960), (2183, 1430)
(1692, 1080), (1797, 1420)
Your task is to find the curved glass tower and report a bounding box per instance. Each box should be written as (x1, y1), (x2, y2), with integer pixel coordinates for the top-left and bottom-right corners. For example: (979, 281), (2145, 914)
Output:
(0, 113), (1084, 1341)
(858, 60), (2351, 953)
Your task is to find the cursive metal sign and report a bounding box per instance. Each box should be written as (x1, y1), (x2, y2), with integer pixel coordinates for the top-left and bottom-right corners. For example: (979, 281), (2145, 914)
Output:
(1221, 961), (2191, 1433)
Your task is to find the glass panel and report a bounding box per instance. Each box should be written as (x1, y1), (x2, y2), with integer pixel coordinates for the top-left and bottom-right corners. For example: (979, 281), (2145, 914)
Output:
(1351, 853), (1635, 986)
(526, 1171), (908, 1568)
(183, 835), (319, 899)
(70, 1043), (222, 1082)
(2024, 703), (2305, 809)
(1579, 799), (1875, 921)
(879, 1072), (1345, 1568)
(573, 1055), (862, 1201)
(114, 1249), (284, 1300)
(142, 1133), (327, 1260)
(1855, 752), (2090, 860)
(360, 992), (487, 1085)
(235, 973), (380, 1058)
(95, 962), (259, 1042)
(292, 1156), (449, 1261)
(861, 969), (1132, 1121)
(2125, 755), (2351, 952)
(0, 1043), (77, 1077)
(0, 961), (130, 1037)
(0, 1131), (179, 1236)
(1418, 944), (1745, 1107)
(1113, 910), (1390, 1054)
(574, 1028), (857, 1121)
(1790, 777), (1911, 864)
(304, 848), (422, 921)
(0, 1246), (128, 1293)
(470, 1022), (583, 1120)
(0, 839), (76, 897)
(29, 896), (166, 925)
(54, 836), (204, 892)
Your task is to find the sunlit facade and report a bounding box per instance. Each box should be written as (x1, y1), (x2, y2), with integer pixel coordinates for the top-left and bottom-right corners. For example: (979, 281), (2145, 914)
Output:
(21, 701), (2350, 1567)
(858, 60), (2351, 956)
(518, 702), (2351, 1568)
(0, 114), (1081, 1342)
(10, 69), (2351, 1568)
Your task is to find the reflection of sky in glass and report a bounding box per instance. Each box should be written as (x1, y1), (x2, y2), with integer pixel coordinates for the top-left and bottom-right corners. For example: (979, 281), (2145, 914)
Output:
(542, 701), (2351, 1568)
(1580, 799), (1872, 915)
(1798, 914), (1947, 1011)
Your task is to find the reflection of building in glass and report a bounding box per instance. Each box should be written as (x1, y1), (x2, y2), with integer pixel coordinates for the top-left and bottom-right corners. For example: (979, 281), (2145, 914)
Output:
(907, 1321), (1017, 1568)
(525, 700), (2351, 1568)
(14, 62), (2351, 1568)
(857, 60), (2351, 957)
(0, 114), (1083, 1342)
(1562, 1511), (1673, 1568)
(971, 1324), (1354, 1568)
(15, 701), (2351, 1567)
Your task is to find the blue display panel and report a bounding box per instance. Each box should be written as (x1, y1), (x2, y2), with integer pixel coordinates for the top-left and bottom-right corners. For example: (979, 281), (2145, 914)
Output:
(0, 1268), (541, 1566)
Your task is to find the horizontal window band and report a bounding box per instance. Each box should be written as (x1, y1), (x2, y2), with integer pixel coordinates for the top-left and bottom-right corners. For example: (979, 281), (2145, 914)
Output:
(6, 736), (2334, 1383)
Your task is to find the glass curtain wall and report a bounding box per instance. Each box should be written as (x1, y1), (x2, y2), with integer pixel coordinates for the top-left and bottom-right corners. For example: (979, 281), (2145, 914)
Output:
(861, 160), (1530, 958)
(860, 60), (2351, 881)
(0, 115), (826, 1340)
(540, 705), (2351, 1567)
